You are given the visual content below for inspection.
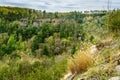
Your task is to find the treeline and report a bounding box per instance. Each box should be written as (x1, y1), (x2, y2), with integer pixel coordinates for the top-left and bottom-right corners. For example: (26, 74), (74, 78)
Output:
(0, 6), (32, 21)
(0, 6), (107, 22)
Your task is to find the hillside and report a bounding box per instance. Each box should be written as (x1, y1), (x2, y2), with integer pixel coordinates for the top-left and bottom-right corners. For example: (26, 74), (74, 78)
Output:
(0, 6), (120, 80)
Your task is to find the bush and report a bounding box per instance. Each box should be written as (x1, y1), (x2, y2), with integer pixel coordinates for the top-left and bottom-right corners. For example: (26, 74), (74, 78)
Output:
(68, 50), (93, 74)
(84, 62), (117, 79)
(20, 59), (67, 80)
(107, 10), (120, 36)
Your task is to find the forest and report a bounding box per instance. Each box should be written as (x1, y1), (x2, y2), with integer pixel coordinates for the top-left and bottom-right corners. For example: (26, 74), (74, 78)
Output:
(0, 6), (120, 80)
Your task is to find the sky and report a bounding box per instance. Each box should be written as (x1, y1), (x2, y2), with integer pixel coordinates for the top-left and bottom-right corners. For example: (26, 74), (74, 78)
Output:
(0, 0), (120, 12)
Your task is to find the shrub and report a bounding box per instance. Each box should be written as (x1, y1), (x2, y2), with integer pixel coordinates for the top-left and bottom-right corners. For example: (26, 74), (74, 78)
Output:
(84, 62), (117, 79)
(107, 10), (120, 36)
(42, 44), (51, 56)
(18, 61), (33, 75)
(68, 50), (93, 74)
(100, 49), (112, 62)
(21, 59), (67, 80)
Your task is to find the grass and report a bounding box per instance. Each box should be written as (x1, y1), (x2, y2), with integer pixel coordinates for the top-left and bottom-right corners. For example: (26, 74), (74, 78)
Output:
(70, 39), (120, 80)
(68, 50), (94, 74)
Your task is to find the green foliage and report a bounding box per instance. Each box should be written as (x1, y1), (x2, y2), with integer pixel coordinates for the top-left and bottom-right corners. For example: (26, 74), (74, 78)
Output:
(108, 10), (120, 35)
(101, 48), (112, 62)
(0, 6), (30, 21)
(26, 59), (67, 80)
(0, 58), (67, 80)
(90, 35), (94, 42)
(0, 34), (16, 57)
(7, 34), (16, 48)
(71, 44), (77, 55)
(32, 36), (39, 52)
(42, 44), (51, 56)
(7, 34), (16, 54)
(101, 48), (111, 55)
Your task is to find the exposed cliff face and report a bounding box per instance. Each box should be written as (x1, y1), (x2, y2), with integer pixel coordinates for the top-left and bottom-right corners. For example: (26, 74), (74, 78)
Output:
(20, 18), (66, 27)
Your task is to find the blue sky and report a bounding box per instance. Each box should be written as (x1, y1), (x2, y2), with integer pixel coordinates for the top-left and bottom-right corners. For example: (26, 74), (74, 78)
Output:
(0, 0), (120, 12)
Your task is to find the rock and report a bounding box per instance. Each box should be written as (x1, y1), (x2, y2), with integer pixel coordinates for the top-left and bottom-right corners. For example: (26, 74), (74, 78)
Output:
(78, 78), (85, 80)
(69, 73), (76, 80)
(108, 76), (120, 80)
(77, 77), (87, 80)
(90, 45), (98, 54)
(63, 72), (72, 80)
(112, 52), (120, 63)
(96, 42), (105, 50)
(115, 65), (120, 73)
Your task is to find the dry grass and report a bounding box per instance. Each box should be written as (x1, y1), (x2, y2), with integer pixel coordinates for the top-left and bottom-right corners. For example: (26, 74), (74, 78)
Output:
(68, 50), (94, 74)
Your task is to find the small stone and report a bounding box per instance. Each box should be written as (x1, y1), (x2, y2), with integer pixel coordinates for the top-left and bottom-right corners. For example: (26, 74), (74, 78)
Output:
(77, 78), (85, 80)
(108, 76), (120, 80)
(115, 65), (120, 73)
(63, 72), (72, 80)
(90, 45), (98, 54)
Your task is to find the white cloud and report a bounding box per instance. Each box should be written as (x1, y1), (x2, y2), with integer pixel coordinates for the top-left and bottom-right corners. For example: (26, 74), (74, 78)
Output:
(0, 0), (120, 12)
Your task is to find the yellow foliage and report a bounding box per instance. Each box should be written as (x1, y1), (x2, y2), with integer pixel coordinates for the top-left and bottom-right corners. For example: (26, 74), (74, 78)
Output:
(68, 50), (94, 74)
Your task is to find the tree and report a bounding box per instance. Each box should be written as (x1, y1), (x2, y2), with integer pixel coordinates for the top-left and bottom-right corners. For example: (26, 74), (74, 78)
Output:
(42, 44), (51, 56)
(7, 34), (16, 54)
(55, 12), (58, 18)
(32, 36), (39, 52)
(108, 10), (120, 33)
(43, 10), (46, 18)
